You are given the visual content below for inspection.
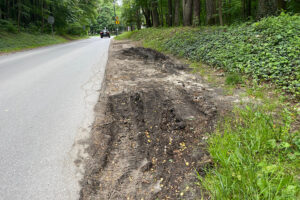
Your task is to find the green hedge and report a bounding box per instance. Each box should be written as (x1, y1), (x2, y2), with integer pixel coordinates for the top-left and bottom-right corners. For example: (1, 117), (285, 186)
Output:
(123, 13), (300, 97)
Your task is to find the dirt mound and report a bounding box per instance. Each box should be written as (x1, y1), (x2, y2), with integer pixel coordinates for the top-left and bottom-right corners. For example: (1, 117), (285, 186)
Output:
(121, 47), (167, 61)
(79, 41), (231, 200)
(119, 47), (188, 74)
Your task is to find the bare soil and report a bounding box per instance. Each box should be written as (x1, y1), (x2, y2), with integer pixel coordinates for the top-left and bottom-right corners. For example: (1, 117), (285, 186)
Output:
(79, 40), (236, 200)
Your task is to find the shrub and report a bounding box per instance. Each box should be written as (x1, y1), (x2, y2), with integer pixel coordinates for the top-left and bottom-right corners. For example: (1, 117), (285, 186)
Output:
(0, 19), (18, 33)
(66, 23), (87, 36)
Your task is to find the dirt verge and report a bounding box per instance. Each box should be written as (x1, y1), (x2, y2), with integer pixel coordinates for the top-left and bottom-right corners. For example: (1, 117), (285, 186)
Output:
(79, 40), (235, 200)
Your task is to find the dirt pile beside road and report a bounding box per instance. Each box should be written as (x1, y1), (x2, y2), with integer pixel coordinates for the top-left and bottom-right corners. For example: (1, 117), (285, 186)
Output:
(79, 41), (233, 200)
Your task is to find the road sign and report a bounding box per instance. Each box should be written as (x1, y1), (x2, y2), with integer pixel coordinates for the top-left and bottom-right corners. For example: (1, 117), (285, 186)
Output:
(116, 20), (120, 25)
(48, 16), (55, 37)
(47, 16), (55, 24)
(115, 16), (119, 20)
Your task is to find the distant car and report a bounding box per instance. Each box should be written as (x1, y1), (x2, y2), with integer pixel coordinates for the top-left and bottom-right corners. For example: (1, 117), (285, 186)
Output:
(100, 30), (110, 38)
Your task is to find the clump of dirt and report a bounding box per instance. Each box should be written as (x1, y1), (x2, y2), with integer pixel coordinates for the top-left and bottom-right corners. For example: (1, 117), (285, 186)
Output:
(79, 41), (233, 200)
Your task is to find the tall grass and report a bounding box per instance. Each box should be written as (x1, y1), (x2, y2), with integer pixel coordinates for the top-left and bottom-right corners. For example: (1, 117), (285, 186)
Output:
(199, 105), (300, 199)
(114, 31), (137, 40)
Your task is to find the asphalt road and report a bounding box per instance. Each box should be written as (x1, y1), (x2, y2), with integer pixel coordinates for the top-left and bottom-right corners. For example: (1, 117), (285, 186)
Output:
(0, 37), (110, 199)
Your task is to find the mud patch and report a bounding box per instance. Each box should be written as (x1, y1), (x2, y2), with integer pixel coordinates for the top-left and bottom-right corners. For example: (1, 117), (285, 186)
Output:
(80, 41), (232, 200)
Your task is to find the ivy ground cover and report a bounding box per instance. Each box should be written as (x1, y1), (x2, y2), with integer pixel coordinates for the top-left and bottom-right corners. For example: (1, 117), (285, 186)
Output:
(121, 13), (300, 98)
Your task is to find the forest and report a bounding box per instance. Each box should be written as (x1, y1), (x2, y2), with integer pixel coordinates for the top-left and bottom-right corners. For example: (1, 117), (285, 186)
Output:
(0, 0), (121, 35)
(1, 1), (299, 35)
(121, 0), (300, 29)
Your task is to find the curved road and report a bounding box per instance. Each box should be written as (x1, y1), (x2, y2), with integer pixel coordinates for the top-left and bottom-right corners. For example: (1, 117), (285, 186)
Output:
(0, 37), (110, 199)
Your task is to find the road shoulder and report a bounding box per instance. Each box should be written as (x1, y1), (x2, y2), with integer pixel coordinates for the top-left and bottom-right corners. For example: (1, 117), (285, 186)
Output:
(79, 40), (236, 199)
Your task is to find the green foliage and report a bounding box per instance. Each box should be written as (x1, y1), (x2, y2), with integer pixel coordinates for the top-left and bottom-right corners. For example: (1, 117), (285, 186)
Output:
(115, 30), (138, 40)
(121, 13), (300, 97)
(0, 19), (18, 33)
(225, 73), (243, 85)
(0, 31), (68, 53)
(0, 0), (101, 35)
(199, 105), (300, 199)
(66, 22), (88, 36)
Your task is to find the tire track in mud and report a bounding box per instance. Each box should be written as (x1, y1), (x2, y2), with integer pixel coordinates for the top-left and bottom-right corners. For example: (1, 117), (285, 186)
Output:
(80, 41), (233, 200)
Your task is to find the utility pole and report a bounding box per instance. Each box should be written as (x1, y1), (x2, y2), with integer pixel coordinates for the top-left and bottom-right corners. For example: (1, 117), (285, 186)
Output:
(113, 0), (118, 36)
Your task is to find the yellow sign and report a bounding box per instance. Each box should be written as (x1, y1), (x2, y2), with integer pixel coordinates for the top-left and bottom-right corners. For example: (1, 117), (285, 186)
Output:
(115, 16), (119, 20)
(116, 20), (120, 25)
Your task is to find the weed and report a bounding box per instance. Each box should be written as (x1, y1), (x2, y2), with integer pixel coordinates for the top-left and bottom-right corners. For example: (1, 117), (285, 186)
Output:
(225, 73), (243, 86)
(199, 105), (300, 200)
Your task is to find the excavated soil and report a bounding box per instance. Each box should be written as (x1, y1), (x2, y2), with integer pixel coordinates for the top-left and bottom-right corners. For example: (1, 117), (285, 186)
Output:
(79, 40), (234, 200)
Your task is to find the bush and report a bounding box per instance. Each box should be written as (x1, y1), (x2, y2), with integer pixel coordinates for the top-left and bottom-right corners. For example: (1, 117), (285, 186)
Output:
(66, 23), (87, 36)
(26, 23), (40, 34)
(0, 19), (18, 33)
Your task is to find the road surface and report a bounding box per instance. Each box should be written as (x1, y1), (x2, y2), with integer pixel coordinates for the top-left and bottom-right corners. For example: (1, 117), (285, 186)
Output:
(0, 37), (110, 199)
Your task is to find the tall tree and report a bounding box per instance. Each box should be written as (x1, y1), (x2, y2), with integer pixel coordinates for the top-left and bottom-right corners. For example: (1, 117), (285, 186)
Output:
(17, 0), (21, 32)
(193, 0), (200, 26)
(183, 0), (192, 26)
(174, 0), (180, 25)
(168, 0), (172, 26)
(206, 0), (216, 25)
(152, 0), (160, 27)
(257, 0), (277, 19)
(218, 0), (223, 25)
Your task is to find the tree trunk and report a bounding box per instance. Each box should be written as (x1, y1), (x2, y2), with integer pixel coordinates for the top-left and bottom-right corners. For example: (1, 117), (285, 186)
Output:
(174, 0), (180, 26)
(182, 0), (192, 26)
(136, 7), (142, 30)
(13, 0), (15, 19)
(277, 0), (286, 10)
(6, 0), (10, 19)
(152, 1), (160, 27)
(193, 0), (200, 26)
(160, 0), (164, 26)
(218, 0), (223, 25)
(130, 23), (134, 31)
(168, 0), (172, 26)
(247, 0), (251, 18)
(257, 0), (277, 19)
(142, 7), (152, 27)
(206, 0), (216, 25)
(41, 0), (44, 32)
(17, 0), (21, 32)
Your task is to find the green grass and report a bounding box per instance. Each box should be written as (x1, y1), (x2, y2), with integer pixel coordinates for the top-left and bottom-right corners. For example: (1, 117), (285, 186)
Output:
(114, 31), (137, 40)
(198, 104), (300, 200)
(115, 13), (300, 98)
(225, 73), (244, 86)
(0, 31), (86, 53)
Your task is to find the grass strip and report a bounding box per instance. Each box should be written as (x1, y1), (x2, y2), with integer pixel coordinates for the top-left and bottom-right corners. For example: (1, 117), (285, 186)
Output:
(0, 31), (87, 53)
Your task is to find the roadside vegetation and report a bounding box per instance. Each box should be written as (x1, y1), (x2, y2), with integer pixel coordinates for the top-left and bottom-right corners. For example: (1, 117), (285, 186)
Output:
(0, 31), (66, 53)
(0, 0), (123, 52)
(199, 103), (299, 199)
(116, 13), (300, 199)
(116, 13), (300, 98)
